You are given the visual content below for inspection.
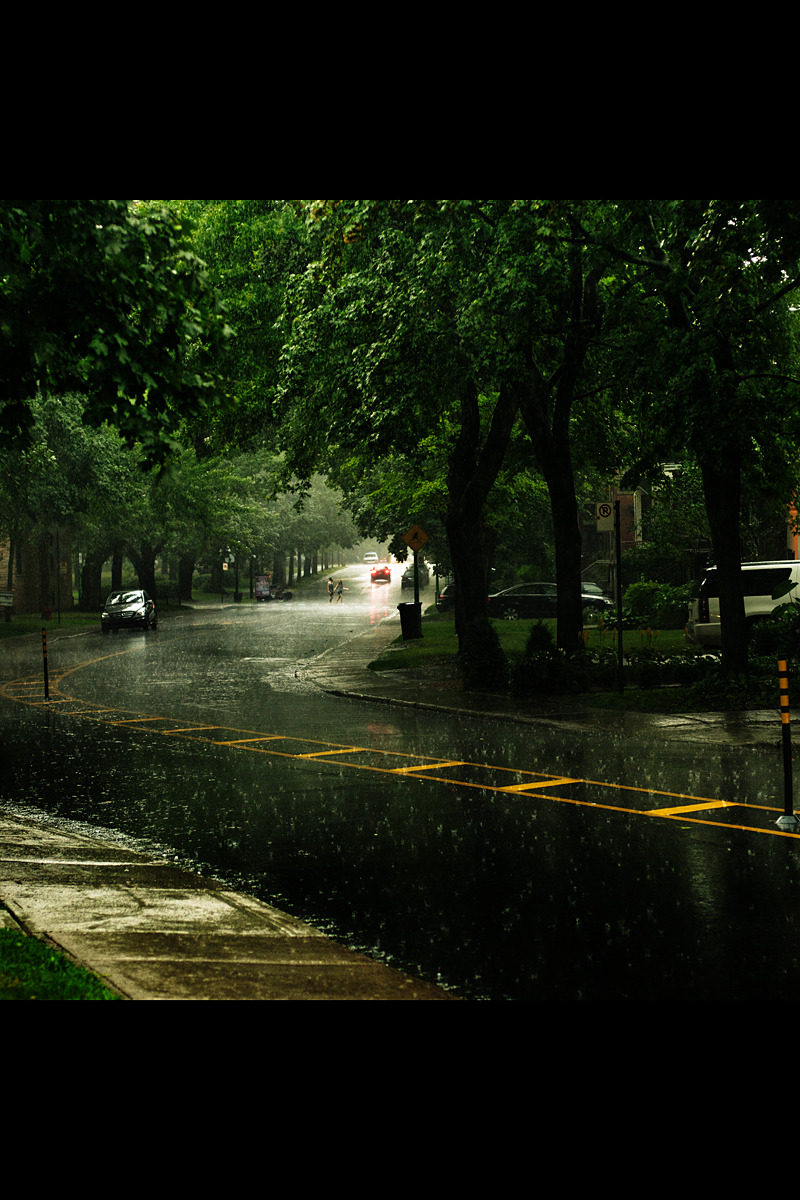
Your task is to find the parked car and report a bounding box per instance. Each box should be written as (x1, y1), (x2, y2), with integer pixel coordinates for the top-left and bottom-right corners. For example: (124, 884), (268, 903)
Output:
(363, 552), (379, 564)
(371, 564), (391, 583)
(401, 565), (429, 589)
(487, 581), (614, 623)
(686, 560), (800, 647)
(581, 582), (611, 599)
(101, 589), (157, 634)
(436, 583), (456, 612)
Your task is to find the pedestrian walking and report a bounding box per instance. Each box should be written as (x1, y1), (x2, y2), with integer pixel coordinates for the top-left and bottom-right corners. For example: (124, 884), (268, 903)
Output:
(335, 580), (347, 603)
(327, 577), (335, 603)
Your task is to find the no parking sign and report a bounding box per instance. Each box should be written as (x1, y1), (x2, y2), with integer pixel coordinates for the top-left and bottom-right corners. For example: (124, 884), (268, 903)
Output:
(596, 502), (614, 532)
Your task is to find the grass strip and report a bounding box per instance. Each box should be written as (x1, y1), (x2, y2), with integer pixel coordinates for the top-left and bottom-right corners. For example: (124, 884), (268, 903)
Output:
(0, 926), (120, 1001)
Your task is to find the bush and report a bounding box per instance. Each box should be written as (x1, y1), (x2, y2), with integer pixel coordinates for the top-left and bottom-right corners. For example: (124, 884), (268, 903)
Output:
(749, 604), (800, 658)
(623, 579), (691, 629)
(510, 622), (592, 697)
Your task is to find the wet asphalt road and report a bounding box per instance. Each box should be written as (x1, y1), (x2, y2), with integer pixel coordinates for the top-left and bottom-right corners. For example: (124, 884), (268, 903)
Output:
(3, 566), (800, 1001)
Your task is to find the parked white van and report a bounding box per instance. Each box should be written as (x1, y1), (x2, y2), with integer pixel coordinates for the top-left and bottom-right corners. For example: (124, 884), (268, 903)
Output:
(687, 560), (800, 646)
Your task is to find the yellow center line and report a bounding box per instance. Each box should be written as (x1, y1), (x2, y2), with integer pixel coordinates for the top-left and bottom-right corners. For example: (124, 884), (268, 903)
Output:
(297, 747), (370, 758)
(645, 800), (738, 816)
(215, 736), (290, 746)
(497, 777), (577, 792)
(107, 717), (171, 726)
(4, 661), (798, 840)
(391, 761), (468, 774)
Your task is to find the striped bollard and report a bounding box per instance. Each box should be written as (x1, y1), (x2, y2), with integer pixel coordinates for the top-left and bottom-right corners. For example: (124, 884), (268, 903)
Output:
(42, 628), (50, 700)
(777, 660), (799, 829)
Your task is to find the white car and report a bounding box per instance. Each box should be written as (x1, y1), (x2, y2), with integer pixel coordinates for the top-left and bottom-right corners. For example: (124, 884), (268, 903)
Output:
(363, 552), (379, 564)
(687, 560), (800, 646)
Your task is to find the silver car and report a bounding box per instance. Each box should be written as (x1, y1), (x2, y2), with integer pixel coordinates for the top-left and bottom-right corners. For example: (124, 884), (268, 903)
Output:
(101, 589), (157, 634)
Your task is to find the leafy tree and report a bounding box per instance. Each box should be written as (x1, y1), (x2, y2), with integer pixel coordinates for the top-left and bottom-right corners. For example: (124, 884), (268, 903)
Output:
(463, 200), (623, 653)
(0, 200), (231, 468)
(276, 200), (522, 685)
(587, 200), (800, 674)
(164, 199), (305, 457)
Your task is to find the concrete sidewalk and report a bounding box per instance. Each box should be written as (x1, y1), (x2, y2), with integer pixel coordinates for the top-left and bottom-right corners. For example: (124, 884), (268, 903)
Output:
(0, 811), (452, 1000)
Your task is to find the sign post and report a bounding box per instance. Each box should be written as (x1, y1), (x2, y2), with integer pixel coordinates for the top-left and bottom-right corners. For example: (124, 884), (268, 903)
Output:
(402, 525), (429, 605)
(42, 628), (49, 700)
(777, 660), (799, 829)
(399, 525), (429, 641)
(597, 501), (623, 691)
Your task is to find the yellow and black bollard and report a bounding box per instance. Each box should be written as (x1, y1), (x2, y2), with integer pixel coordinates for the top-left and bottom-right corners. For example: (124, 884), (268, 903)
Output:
(42, 627), (49, 700)
(777, 660), (799, 830)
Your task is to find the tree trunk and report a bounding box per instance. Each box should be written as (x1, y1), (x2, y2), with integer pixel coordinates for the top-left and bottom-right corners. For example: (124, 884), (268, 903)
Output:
(702, 453), (749, 676)
(38, 530), (52, 614)
(79, 548), (108, 612)
(516, 376), (584, 656)
(515, 258), (601, 655)
(111, 546), (124, 590)
(5, 536), (14, 621)
(129, 542), (160, 599)
(446, 380), (518, 691)
(178, 552), (195, 602)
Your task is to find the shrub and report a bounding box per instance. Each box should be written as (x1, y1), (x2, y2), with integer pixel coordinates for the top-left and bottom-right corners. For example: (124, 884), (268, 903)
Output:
(749, 604), (800, 658)
(510, 622), (591, 697)
(623, 579), (691, 629)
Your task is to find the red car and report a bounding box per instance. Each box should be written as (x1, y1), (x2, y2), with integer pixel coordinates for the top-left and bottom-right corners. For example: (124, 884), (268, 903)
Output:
(371, 564), (391, 583)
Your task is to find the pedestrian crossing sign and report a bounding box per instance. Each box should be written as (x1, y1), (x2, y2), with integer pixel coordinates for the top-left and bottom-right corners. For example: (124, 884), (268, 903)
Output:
(402, 525), (429, 550)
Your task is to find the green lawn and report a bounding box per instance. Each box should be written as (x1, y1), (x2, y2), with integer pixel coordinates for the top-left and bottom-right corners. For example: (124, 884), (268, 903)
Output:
(366, 611), (780, 713)
(369, 611), (691, 671)
(0, 926), (120, 1001)
(0, 612), (100, 640)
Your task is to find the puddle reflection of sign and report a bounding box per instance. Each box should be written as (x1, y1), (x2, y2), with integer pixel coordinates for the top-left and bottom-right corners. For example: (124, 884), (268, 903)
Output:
(596, 503), (614, 532)
(403, 525), (429, 550)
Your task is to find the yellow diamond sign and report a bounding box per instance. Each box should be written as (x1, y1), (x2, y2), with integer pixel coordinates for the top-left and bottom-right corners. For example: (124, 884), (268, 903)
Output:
(402, 524), (429, 550)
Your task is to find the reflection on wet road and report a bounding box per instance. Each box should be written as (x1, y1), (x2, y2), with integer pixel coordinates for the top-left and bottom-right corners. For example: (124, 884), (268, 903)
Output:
(3, 569), (800, 1000)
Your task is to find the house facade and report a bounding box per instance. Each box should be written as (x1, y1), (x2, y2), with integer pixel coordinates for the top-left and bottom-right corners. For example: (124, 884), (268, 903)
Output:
(0, 529), (73, 616)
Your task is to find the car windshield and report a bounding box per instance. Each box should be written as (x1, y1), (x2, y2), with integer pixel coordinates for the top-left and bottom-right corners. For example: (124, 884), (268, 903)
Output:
(106, 592), (142, 607)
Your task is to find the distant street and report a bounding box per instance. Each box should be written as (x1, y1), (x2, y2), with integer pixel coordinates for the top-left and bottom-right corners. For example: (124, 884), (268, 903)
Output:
(3, 562), (800, 1001)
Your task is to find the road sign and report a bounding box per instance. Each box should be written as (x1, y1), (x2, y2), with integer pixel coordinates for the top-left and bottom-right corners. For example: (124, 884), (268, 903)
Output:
(596, 502), (614, 532)
(0, 592), (12, 607)
(403, 524), (429, 550)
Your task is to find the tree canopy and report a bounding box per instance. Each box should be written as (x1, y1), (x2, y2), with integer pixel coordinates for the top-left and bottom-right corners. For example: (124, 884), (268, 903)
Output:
(0, 199), (231, 467)
(6, 198), (800, 681)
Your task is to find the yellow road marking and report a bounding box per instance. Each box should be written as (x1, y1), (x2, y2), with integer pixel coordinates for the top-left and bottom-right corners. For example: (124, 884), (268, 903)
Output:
(390, 761), (467, 774)
(107, 716), (170, 726)
(3, 662), (798, 840)
(645, 800), (738, 816)
(297, 747), (370, 758)
(497, 777), (576, 792)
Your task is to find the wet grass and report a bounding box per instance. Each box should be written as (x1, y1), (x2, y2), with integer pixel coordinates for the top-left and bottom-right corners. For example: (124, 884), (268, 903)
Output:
(0, 612), (99, 640)
(0, 925), (121, 1001)
(369, 612), (690, 671)
(369, 612), (782, 714)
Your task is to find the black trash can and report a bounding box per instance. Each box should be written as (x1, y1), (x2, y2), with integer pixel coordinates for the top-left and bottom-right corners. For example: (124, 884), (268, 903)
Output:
(397, 601), (422, 640)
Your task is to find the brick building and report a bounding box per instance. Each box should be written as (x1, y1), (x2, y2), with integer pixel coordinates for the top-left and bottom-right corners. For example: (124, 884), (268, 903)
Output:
(0, 529), (73, 616)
